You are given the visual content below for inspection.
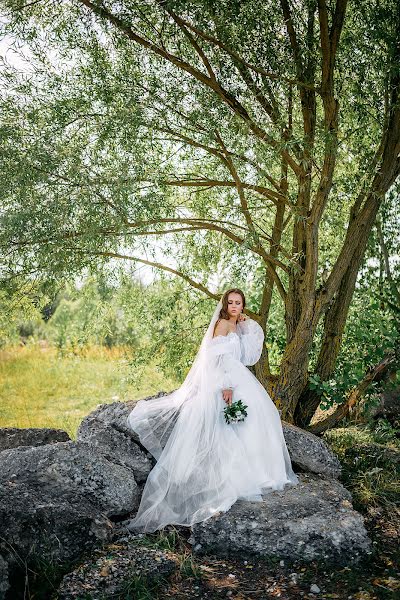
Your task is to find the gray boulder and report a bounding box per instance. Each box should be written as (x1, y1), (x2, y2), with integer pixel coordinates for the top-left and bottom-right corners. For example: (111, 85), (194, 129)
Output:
(0, 555), (9, 600)
(0, 481), (113, 598)
(57, 535), (177, 599)
(0, 427), (70, 451)
(77, 401), (154, 483)
(190, 472), (372, 565)
(282, 422), (342, 478)
(0, 440), (139, 516)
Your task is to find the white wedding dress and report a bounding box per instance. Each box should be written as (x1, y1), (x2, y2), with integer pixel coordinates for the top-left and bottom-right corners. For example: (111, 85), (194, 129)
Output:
(126, 299), (299, 533)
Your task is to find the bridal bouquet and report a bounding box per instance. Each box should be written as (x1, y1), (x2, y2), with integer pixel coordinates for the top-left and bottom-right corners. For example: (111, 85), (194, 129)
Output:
(223, 399), (248, 424)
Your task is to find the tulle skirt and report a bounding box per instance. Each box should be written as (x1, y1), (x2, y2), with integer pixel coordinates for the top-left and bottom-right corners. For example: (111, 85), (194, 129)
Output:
(126, 362), (299, 533)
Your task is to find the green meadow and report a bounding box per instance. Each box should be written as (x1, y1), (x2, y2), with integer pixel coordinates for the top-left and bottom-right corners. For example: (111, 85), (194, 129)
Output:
(0, 343), (177, 439)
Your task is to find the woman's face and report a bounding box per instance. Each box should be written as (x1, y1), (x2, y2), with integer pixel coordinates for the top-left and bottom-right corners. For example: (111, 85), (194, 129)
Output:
(227, 292), (243, 318)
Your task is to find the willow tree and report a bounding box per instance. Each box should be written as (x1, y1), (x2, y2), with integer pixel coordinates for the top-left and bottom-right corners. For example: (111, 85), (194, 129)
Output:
(1, 0), (399, 425)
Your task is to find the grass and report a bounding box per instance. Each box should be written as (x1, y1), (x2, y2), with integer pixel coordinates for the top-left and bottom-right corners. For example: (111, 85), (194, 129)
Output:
(129, 528), (190, 554)
(2, 345), (399, 598)
(0, 342), (178, 439)
(122, 572), (171, 600)
(130, 528), (202, 578)
(323, 420), (400, 509)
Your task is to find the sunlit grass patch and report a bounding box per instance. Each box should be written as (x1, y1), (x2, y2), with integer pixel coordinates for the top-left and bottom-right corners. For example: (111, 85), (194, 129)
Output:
(323, 421), (400, 510)
(0, 343), (178, 439)
(323, 424), (378, 458)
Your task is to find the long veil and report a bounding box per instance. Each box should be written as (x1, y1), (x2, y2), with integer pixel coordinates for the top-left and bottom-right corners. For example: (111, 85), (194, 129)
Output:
(126, 295), (299, 532)
(126, 298), (223, 461)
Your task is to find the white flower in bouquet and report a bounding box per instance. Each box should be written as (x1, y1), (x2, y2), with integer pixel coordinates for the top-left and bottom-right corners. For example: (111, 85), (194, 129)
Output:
(223, 399), (248, 424)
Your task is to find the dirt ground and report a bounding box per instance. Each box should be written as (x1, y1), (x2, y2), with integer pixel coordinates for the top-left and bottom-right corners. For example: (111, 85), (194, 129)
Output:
(153, 501), (399, 600)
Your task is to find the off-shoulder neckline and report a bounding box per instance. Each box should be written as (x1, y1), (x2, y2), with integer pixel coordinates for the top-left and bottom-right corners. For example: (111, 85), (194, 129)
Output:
(211, 330), (239, 340)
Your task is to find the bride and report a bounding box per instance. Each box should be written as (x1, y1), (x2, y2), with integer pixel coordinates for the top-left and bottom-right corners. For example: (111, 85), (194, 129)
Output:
(126, 288), (299, 533)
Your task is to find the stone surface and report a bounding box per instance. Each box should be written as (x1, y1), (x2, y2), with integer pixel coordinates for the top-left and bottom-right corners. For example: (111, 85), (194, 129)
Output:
(0, 427), (70, 451)
(57, 535), (177, 599)
(190, 472), (372, 565)
(0, 394), (368, 596)
(0, 481), (113, 598)
(77, 401), (154, 483)
(0, 555), (9, 600)
(282, 422), (342, 478)
(0, 440), (139, 516)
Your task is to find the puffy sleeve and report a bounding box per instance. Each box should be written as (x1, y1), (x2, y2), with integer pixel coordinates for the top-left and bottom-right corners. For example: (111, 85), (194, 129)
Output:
(206, 337), (238, 391)
(237, 318), (264, 366)
(215, 354), (236, 390)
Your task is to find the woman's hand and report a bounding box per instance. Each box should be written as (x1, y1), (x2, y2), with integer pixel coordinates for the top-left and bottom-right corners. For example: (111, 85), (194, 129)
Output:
(222, 388), (233, 406)
(237, 313), (248, 322)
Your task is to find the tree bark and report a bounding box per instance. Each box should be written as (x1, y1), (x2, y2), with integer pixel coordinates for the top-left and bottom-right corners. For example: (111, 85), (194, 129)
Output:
(294, 227), (375, 426)
(307, 352), (397, 434)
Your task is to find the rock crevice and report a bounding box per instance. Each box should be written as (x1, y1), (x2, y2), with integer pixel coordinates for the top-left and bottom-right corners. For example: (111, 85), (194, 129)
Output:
(0, 395), (372, 599)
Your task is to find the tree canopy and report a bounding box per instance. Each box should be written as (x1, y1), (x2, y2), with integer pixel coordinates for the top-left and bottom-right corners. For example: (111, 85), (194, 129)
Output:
(1, 0), (399, 425)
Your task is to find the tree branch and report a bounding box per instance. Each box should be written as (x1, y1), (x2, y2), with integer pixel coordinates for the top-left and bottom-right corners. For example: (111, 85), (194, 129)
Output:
(76, 0), (303, 178)
(320, 6), (400, 306)
(154, 123), (284, 193)
(158, 1), (216, 81)
(164, 178), (284, 206)
(157, 2), (319, 92)
(67, 246), (223, 302)
(280, 0), (303, 79)
(126, 217), (289, 275)
(376, 218), (400, 305)
(308, 351), (397, 434)
(214, 130), (256, 233)
(60, 244), (260, 319)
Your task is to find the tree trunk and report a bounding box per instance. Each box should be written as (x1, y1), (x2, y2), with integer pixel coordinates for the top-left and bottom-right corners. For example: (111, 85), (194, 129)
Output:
(271, 303), (318, 419)
(294, 231), (372, 427)
(307, 352), (397, 434)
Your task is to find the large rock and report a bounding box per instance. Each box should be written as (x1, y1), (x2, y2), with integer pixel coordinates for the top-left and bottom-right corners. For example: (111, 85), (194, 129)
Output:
(57, 536), (177, 599)
(0, 481), (113, 598)
(0, 414), (148, 597)
(282, 422), (342, 478)
(0, 555), (9, 600)
(77, 401), (154, 484)
(0, 440), (139, 516)
(0, 427), (70, 451)
(0, 424), (143, 598)
(190, 472), (372, 565)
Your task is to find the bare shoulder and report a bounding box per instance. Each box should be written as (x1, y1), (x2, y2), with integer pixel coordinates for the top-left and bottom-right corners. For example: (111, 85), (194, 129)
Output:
(213, 318), (231, 338)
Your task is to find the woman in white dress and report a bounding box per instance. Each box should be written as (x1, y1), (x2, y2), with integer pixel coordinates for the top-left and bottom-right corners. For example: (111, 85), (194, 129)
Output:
(126, 288), (299, 533)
